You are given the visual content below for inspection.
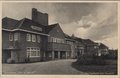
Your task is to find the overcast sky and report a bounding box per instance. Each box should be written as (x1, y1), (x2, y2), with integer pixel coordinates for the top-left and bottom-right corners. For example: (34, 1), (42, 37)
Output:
(2, 3), (118, 49)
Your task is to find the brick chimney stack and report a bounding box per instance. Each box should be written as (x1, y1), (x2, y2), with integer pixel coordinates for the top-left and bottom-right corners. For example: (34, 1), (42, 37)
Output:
(32, 8), (48, 26)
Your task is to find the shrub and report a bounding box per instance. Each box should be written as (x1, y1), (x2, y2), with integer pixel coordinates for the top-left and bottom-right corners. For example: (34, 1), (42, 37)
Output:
(7, 58), (15, 64)
(77, 55), (106, 65)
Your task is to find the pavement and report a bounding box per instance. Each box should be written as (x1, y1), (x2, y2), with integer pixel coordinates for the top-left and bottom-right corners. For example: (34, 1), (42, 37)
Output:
(2, 59), (87, 75)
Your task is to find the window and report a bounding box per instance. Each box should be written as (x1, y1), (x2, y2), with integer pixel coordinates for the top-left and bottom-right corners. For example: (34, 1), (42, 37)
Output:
(37, 35), (41, 43)
(26, 33), (31, 41)
(9, 33), (13, 41)
(32, 34), (36, 42)
(14, 33), (18, 41)
(27, 47), (40, 57)
(49, 37), (65, 43)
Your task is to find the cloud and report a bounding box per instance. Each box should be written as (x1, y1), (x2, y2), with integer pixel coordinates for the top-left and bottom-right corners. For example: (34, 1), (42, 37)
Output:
(73, 3), (117, 40)
(60, 3), (118, 49)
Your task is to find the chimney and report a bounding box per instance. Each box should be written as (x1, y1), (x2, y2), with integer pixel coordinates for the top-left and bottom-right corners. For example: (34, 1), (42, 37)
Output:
(32, 8), (48, 26)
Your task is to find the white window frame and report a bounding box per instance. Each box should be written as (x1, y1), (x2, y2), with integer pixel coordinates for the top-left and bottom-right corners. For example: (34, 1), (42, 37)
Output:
(26, 33), (31, 41)
(27, 47), (40, 58)
(14, 32), (19, 41)
(9, 33), (13, 41)
(32, 34), (36, 42)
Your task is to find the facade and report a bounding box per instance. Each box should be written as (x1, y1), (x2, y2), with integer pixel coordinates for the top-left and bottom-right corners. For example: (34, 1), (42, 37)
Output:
(45, 24), (71, 60)
(2, 17), (48, 63)
(2, 8), (109, 63)
(65, 34), (76, 58)
(2, 8), (71, 63)
(98, 43), (109, 56)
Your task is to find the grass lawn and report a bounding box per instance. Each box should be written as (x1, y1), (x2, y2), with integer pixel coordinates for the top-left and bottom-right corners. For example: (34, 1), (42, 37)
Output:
(72, 59), (117, 75)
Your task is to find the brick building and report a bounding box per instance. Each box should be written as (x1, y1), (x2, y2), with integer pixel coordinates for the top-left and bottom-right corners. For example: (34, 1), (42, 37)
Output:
(2, 8), (72, 63)
(2, 8), (109, 63)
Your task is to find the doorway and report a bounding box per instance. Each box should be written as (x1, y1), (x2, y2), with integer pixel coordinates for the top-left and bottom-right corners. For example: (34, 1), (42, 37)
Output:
(54, 51), (58, 59)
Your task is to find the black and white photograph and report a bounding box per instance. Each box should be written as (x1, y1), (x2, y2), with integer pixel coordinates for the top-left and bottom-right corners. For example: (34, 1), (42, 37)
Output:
(1, 1), (118, 76)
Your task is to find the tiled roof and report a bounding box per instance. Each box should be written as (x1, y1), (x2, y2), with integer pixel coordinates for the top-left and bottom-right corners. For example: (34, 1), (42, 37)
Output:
(82, 39), (95, 44)
(99, 43), (108, 49)
(2, 17), (46, 34)
(45, 23), (58, 34)
(2, 17), (19, 29)
(72, 36), (96, 45)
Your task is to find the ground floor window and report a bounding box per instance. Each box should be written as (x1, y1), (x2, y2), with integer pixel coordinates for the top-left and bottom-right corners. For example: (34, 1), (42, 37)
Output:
(27, 47), (40, 57)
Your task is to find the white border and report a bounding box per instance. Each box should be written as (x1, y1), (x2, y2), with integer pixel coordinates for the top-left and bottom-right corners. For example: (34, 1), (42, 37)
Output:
(0, 1), (119, 78)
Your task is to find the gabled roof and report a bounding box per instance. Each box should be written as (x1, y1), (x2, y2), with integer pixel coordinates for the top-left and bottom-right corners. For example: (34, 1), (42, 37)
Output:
(64, 33), (76, 42)
(73, 37), (83, 42)
(99, 43), (108, 49)
(72, 36), (96, 45)
(45, 23), (58, 34)
(2, 17), (19, 29)
(64, 33), (72, 39)
(82, 39), (95, 44)
(2, 17), (46, 34)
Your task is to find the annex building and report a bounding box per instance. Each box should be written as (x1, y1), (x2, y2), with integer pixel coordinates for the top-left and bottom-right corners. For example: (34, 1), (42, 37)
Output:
(2, 8), (109, 63)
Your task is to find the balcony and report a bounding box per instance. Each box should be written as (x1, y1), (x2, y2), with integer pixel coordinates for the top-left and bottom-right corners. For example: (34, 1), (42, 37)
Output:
(47, 42), (71, 51)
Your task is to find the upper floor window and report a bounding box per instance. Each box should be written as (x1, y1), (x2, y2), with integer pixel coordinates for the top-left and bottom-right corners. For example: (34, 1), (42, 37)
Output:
(9, 33), (13, 41)
(26, 33), (31, 41)
(37, 35), (41, 43)
(14, 33), (19, 41)
(32, 34), (36, 42)
(49, 37), (64, 43)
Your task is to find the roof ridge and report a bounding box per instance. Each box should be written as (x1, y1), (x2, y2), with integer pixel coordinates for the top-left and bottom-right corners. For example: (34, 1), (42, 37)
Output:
(2, 17), (18, 21)
(49, 23), (59, 26)
(17, 18), (26, 28)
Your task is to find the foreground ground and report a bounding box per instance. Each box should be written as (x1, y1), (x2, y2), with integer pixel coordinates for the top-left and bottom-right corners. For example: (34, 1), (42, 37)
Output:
(2, 59), (87, 74)
(2, 59), (117, 75)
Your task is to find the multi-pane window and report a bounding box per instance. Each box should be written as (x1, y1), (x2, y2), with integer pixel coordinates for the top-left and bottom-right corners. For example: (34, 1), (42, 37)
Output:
(26, 33), (31, 41)
(9, 33), (13, 41)
(32, 34), (36, 42)
(49, 37), (64, 43)
(14, 33), (18, 41)
(27, 47), (40, 57)
(37, 35), (41, 43)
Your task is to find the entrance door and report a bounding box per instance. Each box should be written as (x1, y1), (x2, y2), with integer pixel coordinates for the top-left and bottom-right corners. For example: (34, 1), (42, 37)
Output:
(54, 51), (58, 59)
(60, 51), (66, 59)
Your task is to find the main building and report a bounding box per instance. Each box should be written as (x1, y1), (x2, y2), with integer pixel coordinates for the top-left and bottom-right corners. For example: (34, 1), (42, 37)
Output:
(2, 8), (109, 63)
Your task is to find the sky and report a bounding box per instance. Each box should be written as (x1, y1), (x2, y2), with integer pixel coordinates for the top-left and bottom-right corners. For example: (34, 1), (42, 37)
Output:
(2, 2), (118, 49)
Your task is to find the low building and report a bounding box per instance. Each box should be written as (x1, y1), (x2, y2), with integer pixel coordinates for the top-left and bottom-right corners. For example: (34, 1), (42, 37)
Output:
(65, 34), (76, 58)
(45, 24), (71, 60)
(73, 37), (85, 58)
(98, 43), (109, 56)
